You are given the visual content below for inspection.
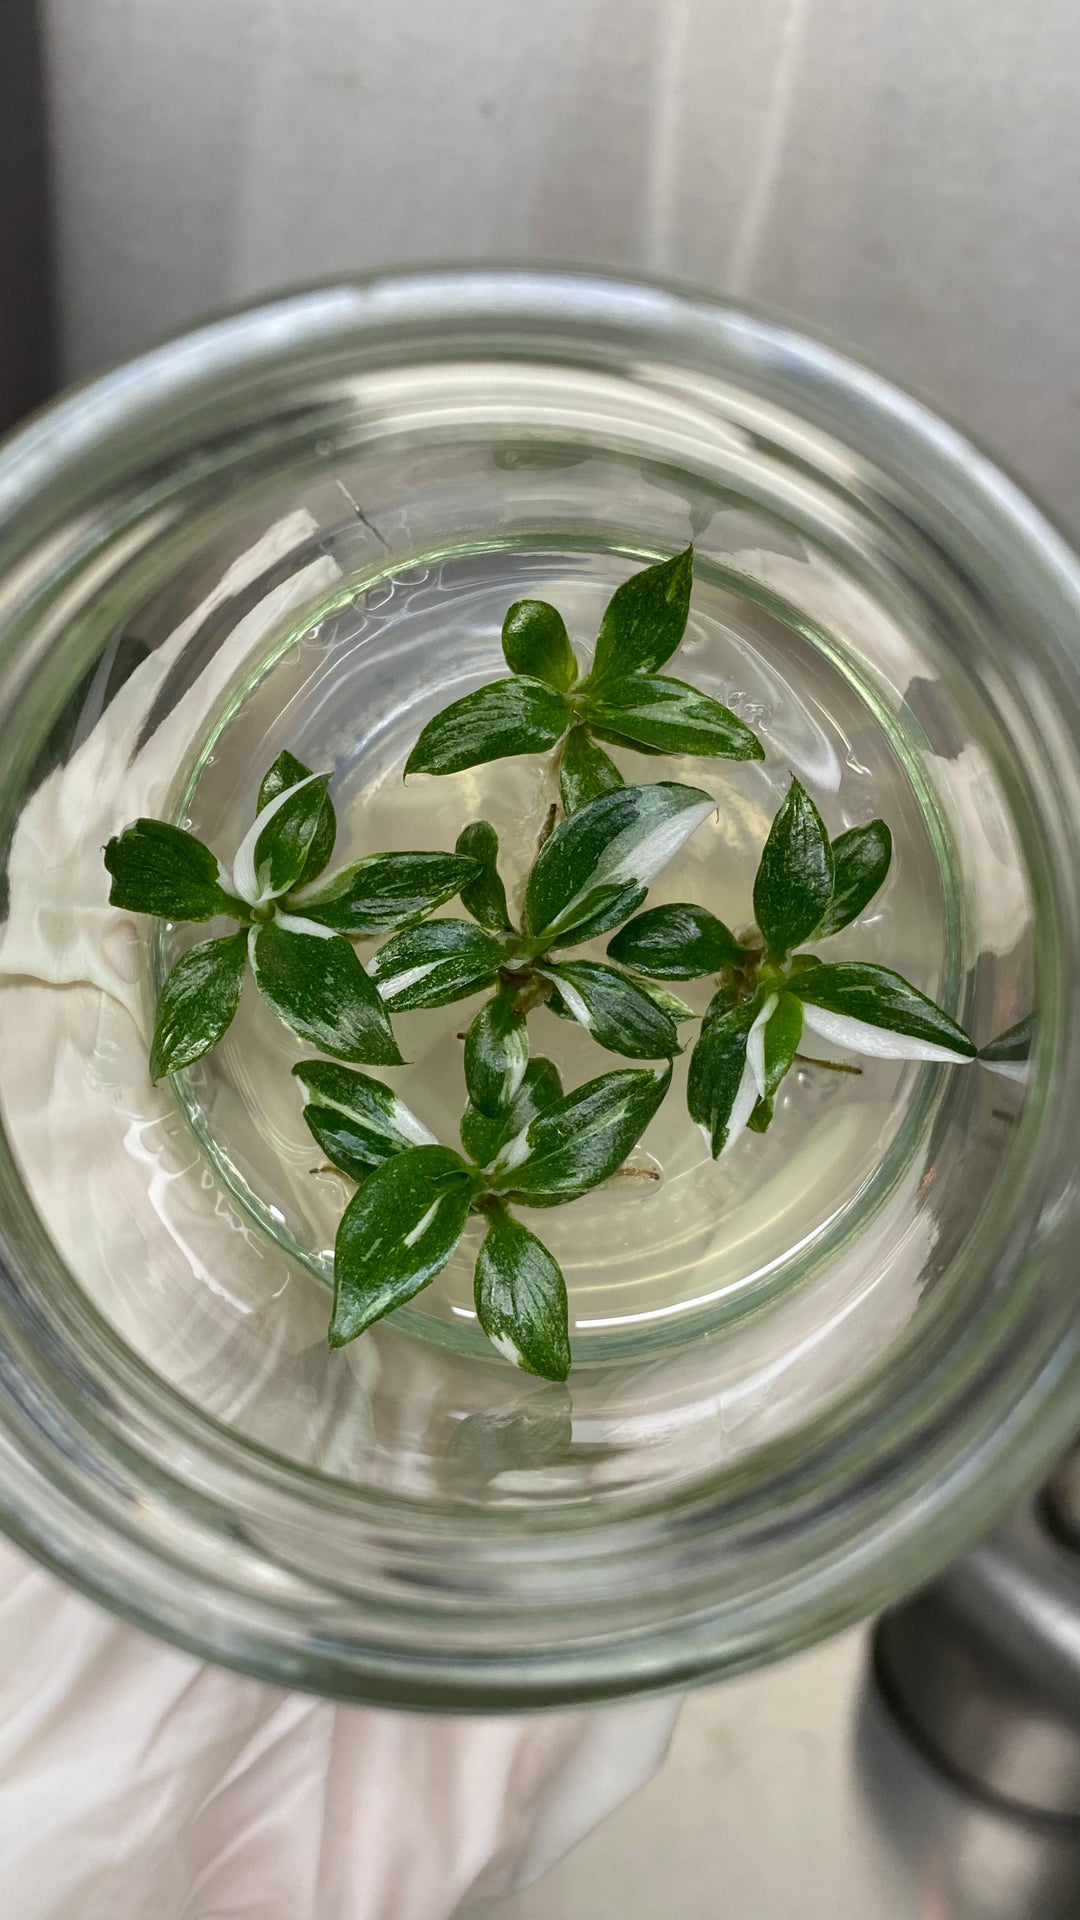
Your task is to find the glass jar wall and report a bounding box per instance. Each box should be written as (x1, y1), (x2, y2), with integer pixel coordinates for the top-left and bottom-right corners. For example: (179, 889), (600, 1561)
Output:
(0, 271), (1075, 1706)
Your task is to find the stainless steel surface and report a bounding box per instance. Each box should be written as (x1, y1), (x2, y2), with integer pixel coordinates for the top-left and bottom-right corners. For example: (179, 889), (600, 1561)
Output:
(0, 0), (55, 429)
(1045, 1447), (1080, 1553)
(876, 1487), (1080, 1822)
(464, 1630), (1080, 1919)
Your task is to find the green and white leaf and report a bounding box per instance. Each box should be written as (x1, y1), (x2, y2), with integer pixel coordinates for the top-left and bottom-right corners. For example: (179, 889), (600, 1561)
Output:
(294, 1060), (436, 1182)
(288, 850), (478, 934)
(460, 1055), (564, 1167)
(250, 917), (402, 1063)
(105, 819), (244, 922)
(455, 820), (512, 932)
(540, 960), (682, 1059)
(558, 727), (624, 814)
(501, 599), (578, 691)
(523, 782), (714, 943)
(586, 548), (693, 684)
(635, 979), (697, 1022)
(405, 677), (571, 776)
(232, 771), (332, 906)
(814, 819), (892, 938)
(474, 1208), (571, 1381)
(368, 919), (507, 1010)
(464, 988), (531, 1116)
(543, 883), (649, 949)
(489, 1064), (671, 1206)
(747, 991), (804, 1134)
(149, 930), (248, 1079)
(752, 777), (834, 961)
(978, 1012), (1033, 1080)
(687, 990), (774, 1158)
(258, 750), (336, 887)
(330, 1145), (478, 1346)
(790, 961), (976, 1060)
(606, 901), (743, 979)
(584, 675), (763, 761)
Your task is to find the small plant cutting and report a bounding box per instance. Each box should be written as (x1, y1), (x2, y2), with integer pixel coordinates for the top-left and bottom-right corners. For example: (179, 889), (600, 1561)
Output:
(105, 750), (479, 1076)
(404, 546), (763, 807)
(295, 1055), (670, 1382)
(607, 776), (976, 1156)
(106, 551), (980, 1382)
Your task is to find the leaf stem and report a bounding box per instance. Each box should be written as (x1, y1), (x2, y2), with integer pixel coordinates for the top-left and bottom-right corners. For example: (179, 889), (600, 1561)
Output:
(535, 801), (559, 854)
(794, 1051), (864, 1076)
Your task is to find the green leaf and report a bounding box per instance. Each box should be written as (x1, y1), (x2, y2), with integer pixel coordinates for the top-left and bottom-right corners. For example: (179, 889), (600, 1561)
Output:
(790, 962), (976, 1059)
(583, 676), (763, 761)
(258, 750), (336, 887)
(544, 884), (649, 950)
(149, 931), (248, 1079)
(606, 902), (743, 979)
(464, 988), (530, 1116)
(330, 1145), (477, 1346)
(524, 782), (714, 943)
(294, 1060), (435, 1181)
(747, 992), (804, 1133)
(752, 778), (834, 961)
(288, 851), (478, 934)
(815, 820), (892, 937)
(250, 918), (402, 1063)
(540, 960), (681, 1059)
(474, 1209), (571, 1380)
(586, 548), (693, 684)
(761, 991), (804, 1095)
(405, 677), (571, 776)
(501, 600), (577, 691)
(979, 1013), (1033, 1064)
(558, 727), (625, 813)
(460, 1056), (564, 1166)
(456, 821), (512, 932)
(105, 819), (244, 923)
(232, 771), (332, 906)
(686, 992), (762, 1157)
(489, 1064), (671, 1207)
(368, 919), (507, 1009)
(635, 979), (696, 1023)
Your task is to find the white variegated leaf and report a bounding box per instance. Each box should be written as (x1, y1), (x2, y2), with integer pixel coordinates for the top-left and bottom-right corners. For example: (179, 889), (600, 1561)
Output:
(800, 1002), (974, 1063)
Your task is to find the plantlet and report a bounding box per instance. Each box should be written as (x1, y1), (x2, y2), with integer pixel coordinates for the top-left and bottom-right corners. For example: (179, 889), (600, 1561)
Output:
(369, 782), (714, 1073)
(608, 778), (975, 1156)
(105, 751), (478, 1075)
(296, 1055), (671, 1379)
(404, 548), (764, 808)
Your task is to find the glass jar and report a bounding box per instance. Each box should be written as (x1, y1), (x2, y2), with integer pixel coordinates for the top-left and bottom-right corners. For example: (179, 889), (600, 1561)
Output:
(0, 268), (1076, 1709)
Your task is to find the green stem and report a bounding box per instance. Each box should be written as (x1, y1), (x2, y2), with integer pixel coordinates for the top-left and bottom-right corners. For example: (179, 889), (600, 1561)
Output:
(535, 801), (559, 854)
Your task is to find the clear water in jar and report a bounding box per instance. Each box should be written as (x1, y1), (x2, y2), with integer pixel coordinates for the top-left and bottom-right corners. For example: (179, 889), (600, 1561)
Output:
(175, 543), (954, 1365)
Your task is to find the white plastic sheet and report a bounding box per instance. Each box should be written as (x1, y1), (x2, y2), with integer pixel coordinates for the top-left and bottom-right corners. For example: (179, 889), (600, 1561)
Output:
(0, 513), (679, 1917)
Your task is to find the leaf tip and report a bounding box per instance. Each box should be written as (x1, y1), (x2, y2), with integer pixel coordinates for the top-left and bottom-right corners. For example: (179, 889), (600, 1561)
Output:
(536, 1353), (571, 1384)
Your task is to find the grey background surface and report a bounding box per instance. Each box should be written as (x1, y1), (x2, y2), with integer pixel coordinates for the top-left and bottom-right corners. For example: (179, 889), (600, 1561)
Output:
(42, 0), (1080, 533)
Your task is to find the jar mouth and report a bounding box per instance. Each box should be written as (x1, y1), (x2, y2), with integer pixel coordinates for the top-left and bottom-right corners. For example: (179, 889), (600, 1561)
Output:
(0, 265), (1077, 1708)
